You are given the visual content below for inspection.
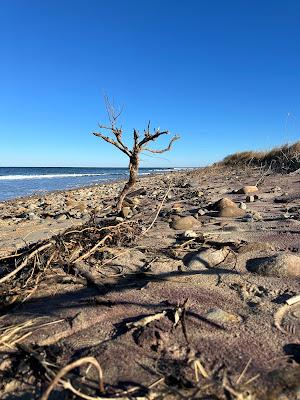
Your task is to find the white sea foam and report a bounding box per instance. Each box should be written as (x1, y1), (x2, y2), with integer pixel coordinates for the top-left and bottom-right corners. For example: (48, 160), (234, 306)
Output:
(0, 173), (108, 181)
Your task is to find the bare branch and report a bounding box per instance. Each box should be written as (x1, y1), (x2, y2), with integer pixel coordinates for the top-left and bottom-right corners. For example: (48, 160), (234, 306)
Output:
(104, 95), (123, 128)
(139, 129), (170, 147)
(143, 135), (180, 154)
(92, 132), (131, 156)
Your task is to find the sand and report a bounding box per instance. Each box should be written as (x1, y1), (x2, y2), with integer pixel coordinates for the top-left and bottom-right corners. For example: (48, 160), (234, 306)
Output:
(0, 165), (299, 399)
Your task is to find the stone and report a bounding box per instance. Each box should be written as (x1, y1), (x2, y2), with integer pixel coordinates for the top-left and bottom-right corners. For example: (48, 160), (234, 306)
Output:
(246, 195), (255, 203)
(55, 214), (67, 221)
(218, 207), (246, 217)
(252, 211), (263, 221)
(198, 209), (206, 216)
(188, 247), (230, 269)
(28, 212), (40, 221)
(214, 197), (237, 210)
(121, 207), (133, 219)
(237, 186), (259, 194)
(238, 242), (275, 254)
(239, 202), (247, 210)
(242, 213), (254, 222)
(205, 308), (242, 324)
(170, 216), (198, 230)
(74, 202), (87, 212)
(246, 253), (300, 278)
(182, 230), (197, 238)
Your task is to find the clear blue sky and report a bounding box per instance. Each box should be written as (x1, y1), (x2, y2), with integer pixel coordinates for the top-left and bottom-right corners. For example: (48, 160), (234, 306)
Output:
(0, 1), (299, 167)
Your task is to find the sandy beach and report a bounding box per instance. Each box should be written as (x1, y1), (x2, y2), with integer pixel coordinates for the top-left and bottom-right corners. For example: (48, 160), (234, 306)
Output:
(1, 164), (299, 399)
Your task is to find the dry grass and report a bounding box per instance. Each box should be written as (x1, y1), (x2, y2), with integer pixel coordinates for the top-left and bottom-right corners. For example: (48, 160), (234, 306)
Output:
(219, 141), (300, 173)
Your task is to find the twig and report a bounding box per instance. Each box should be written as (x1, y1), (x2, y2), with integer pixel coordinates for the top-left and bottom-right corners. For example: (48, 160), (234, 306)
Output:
(74, 234), (112, 263)
(0, 242), (53, 284)
(41, 356), (104, 400)
(236, 358), (251, 384)
(286, 293), (300, 305)
(142, 184), (171, 235)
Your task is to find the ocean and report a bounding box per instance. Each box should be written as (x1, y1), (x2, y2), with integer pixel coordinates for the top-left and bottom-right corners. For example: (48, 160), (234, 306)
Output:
(0, 167), (176, 201)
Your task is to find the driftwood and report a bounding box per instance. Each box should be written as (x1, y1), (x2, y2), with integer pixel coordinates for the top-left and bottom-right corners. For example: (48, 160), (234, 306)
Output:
(93, 96), (179, 211)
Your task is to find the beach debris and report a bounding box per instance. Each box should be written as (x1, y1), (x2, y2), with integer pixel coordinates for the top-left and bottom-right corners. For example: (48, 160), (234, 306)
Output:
(286, 294), (300, 306)
(205, 308), (242, 324)
(126, 311), (167, 330)
(246, 253), (300, 278)
(93, 96), (179, 211)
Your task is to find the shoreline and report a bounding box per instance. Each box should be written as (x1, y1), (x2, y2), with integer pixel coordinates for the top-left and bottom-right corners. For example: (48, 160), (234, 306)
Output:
(0, 167), (192, 205)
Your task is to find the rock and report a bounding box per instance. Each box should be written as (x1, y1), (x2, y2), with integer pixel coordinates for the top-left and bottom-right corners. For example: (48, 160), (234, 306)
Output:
(182, 230), (197, 238)
(55, 214), (67, 221)
(121, 207), (133, 219)
(246, 195), (255, 203)
(198, 209), (206, 216)
(239, 202), (247, 210)
(115, 216), (124, 222)
(237, 186), (258, 194)
(218, 207), (246, 217)
(170, 216), (198, 230)
(74, 202), (87, 212)
(242, 213), (254, 222)
(246, 253), (300, 278)
(188, 247), (230, 269)
(252, 211), (263, 221)
(28, 212), (40, 221)
(238, 242), (275, 254)
(205, 308), (242, 324)
(214, 197), (237, 210)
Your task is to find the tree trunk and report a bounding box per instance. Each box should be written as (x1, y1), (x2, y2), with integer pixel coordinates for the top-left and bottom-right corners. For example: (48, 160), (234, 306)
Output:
(116, 154), (139, 211)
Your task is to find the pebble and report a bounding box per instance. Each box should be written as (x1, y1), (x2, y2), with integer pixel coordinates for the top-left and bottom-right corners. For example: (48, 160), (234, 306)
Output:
(246, 195), (255, 203)
(198, 209), (206, 216)
(246, 253), (300, 278)
(55, 214), (67, 221)
(188, 247), (230, 269)
(121, 207), (133, 219)
(182, 230), (198, 238)
(239, 202), (247, 210)
(170, 216), (198, 230)
(237, 185), (258, 194)
(218, 207), (246, 217)
(28, 212), (40, 221)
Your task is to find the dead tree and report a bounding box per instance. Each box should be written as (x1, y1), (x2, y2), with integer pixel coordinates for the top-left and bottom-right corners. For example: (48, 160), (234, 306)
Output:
(93, 97), (180, 211)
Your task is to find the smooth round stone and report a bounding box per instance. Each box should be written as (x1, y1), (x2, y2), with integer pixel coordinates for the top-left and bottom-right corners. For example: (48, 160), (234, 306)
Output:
(237, 185), (259, 194)
(218, 207), (246, 217)
(188, 247), (230, 269)
(246, 253), (300, 278)
(170, 216), (198, 230)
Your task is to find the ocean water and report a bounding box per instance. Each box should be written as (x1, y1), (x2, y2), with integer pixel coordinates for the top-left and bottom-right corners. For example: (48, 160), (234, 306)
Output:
(0, 167), (175, 201)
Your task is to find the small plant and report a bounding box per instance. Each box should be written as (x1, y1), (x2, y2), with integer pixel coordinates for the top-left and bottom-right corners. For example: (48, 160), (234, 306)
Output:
(93, 97), (179, 211)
